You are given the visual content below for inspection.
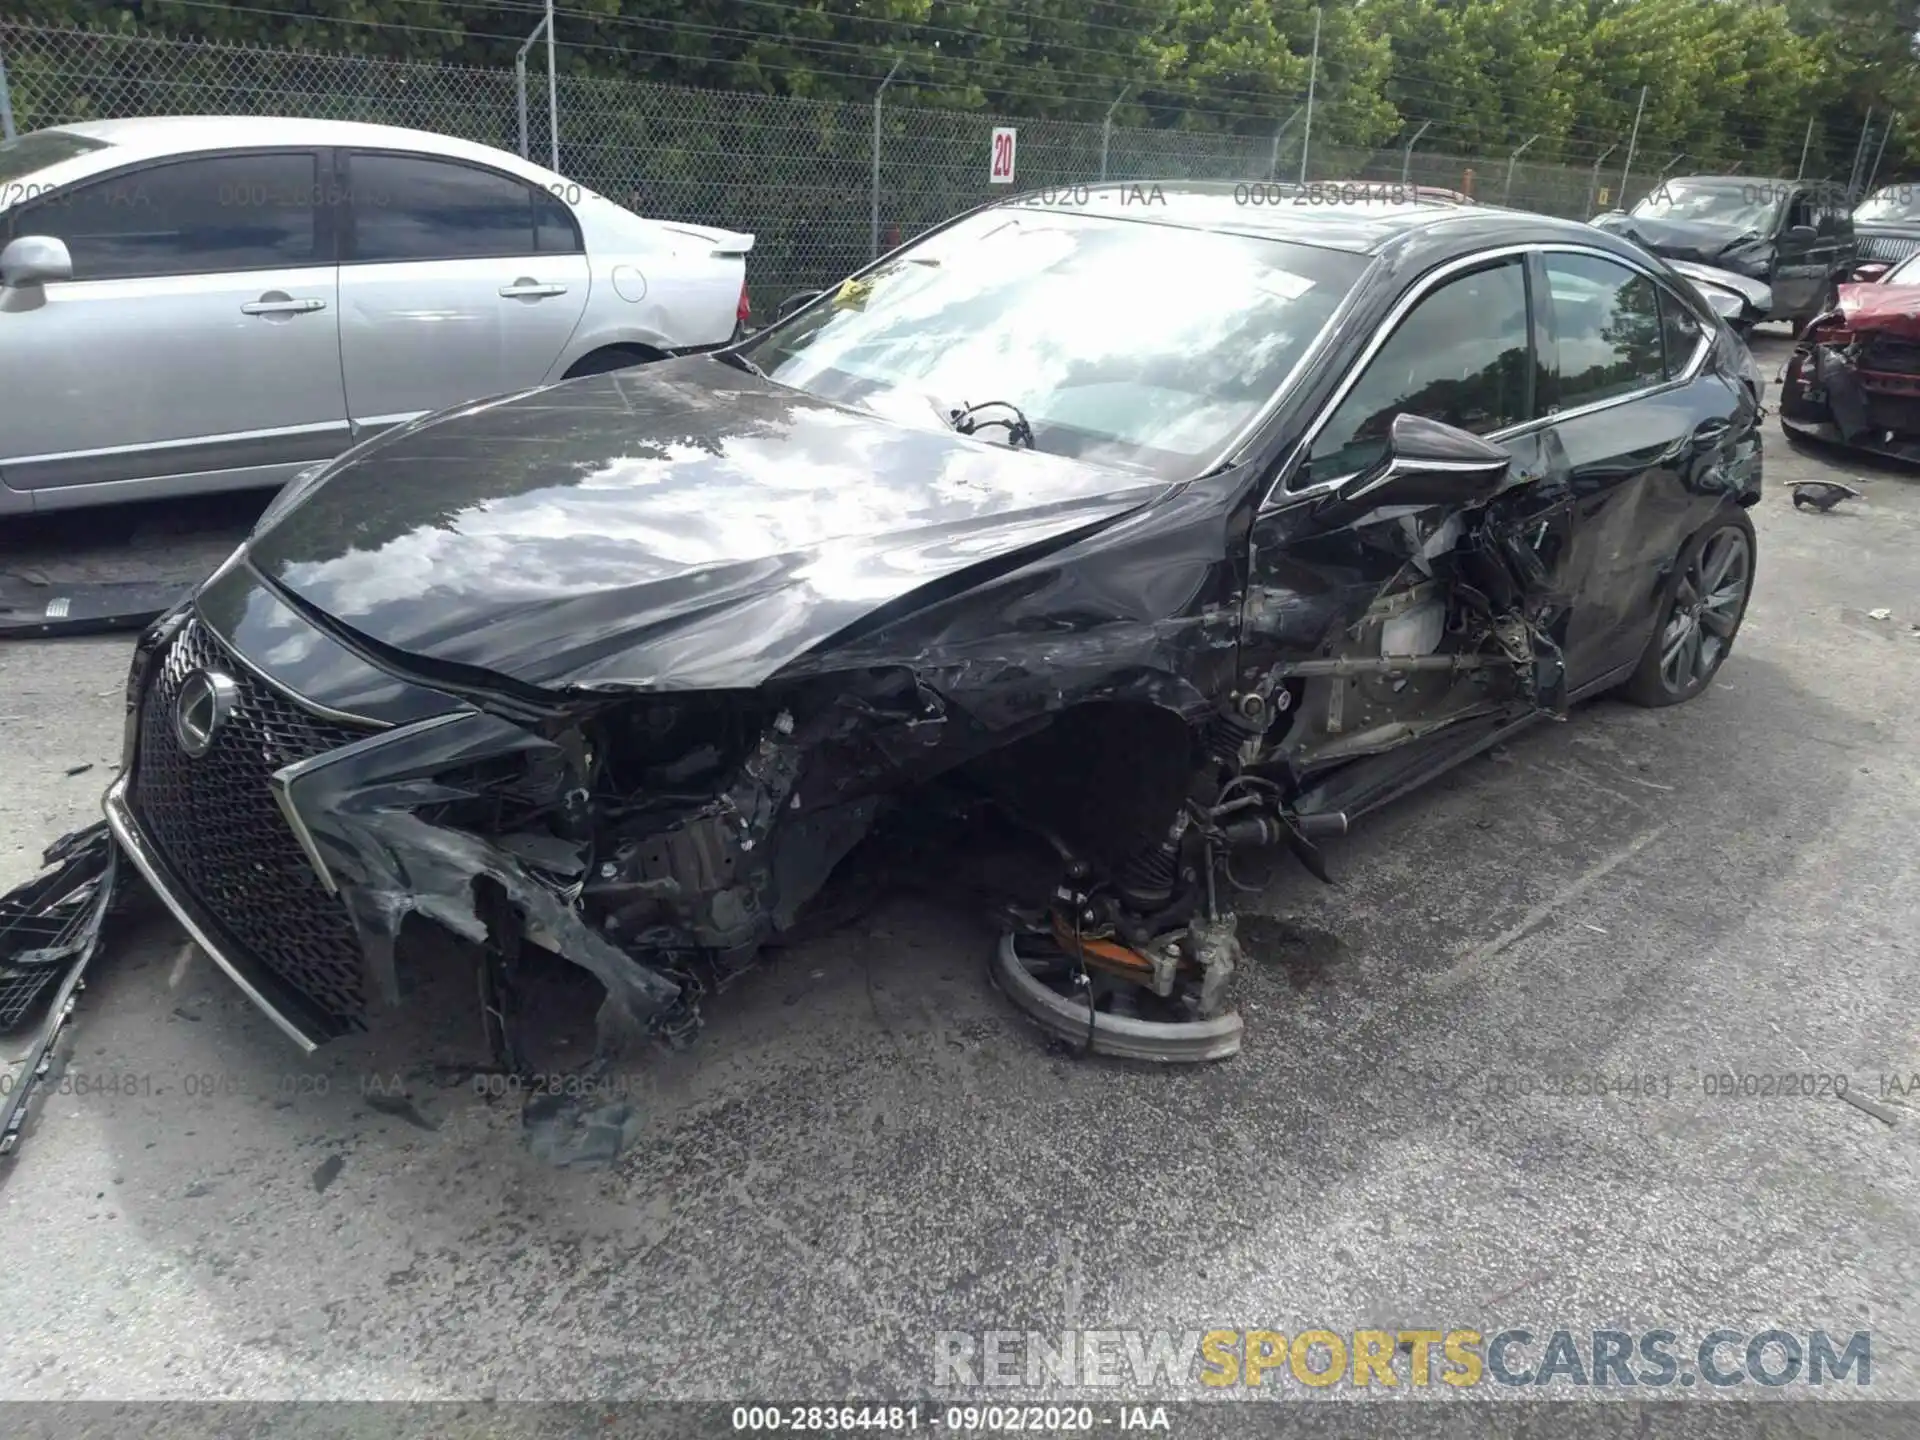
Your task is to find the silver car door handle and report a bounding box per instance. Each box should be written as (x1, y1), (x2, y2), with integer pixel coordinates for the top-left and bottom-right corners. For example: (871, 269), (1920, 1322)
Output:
(499, 281), (569, 298)
(241, 297), (327, 315)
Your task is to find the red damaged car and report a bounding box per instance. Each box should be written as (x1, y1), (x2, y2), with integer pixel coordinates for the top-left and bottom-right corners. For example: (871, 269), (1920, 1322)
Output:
(1780, 249), (1920, 461)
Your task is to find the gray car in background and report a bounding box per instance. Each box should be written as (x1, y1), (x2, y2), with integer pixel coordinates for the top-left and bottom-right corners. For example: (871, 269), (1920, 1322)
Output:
(0, 116), (754, 516)
(1590, 175), (1854, 332)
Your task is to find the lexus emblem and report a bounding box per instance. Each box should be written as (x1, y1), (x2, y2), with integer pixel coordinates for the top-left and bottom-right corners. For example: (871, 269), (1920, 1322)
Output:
(173, 670), (238, 758)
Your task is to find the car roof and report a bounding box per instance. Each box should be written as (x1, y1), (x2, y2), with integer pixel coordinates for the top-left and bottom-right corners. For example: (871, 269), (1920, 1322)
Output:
(48, 115), (553, 177)
(1661, 174), (1845, 193)
(993, 180), (1606, 256)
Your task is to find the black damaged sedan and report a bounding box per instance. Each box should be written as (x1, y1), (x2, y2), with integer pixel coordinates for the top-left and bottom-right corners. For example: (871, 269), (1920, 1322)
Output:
(5, 184), (1765, 1069)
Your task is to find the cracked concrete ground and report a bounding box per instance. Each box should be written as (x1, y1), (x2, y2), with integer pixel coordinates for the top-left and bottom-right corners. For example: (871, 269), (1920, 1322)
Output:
(0, 335), (1915, 1412)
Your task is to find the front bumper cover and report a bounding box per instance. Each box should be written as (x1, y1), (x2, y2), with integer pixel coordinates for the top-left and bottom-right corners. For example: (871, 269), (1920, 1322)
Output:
(1780, 344), (1920, 463)
(1779, 409), (1920, 463)
(109, 700), (687, 1055)
(90, 583), (687, 1055)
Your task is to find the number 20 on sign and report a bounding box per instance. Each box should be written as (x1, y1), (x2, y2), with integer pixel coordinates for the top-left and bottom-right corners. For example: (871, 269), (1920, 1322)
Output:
(990, 127), (1017, 184)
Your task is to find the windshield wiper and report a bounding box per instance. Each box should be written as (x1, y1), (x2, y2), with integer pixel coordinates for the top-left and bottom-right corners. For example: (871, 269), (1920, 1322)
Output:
(713, 349), (767, 378)
(947, 399), (1036, 449)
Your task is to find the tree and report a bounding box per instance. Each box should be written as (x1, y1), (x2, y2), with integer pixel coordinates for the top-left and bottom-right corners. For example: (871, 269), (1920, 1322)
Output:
(4, 0), (1902, 172)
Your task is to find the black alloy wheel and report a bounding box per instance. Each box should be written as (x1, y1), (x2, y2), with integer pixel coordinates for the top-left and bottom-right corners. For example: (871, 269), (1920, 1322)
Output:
(1621, 512), (1756, 707)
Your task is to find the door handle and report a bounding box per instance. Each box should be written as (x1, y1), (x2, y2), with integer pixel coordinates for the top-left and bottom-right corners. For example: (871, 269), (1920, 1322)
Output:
(1654, 419), (1729, 467)
(499, 280), (568, 298)
(241, 296), (326, 315)
(1659, 419), (1729, 464)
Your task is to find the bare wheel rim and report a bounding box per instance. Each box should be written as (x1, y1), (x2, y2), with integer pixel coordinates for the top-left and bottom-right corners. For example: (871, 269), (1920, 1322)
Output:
(1659, 526), (1750, 694)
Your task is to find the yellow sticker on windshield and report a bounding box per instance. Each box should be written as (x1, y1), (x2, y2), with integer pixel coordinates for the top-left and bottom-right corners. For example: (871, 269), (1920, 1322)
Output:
(834, 276), (874, 309)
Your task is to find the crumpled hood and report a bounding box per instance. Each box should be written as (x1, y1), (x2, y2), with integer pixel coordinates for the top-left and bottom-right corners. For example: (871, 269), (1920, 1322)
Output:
(1836, 283), (1920, 336)
(1667, 259), (1772, 316)
(246, 358), (1168, 692)
(1592, 212), (1762, 265)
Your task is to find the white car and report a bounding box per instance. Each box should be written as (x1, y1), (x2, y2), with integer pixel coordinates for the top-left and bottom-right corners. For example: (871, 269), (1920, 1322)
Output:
(0, 116), (754, 515)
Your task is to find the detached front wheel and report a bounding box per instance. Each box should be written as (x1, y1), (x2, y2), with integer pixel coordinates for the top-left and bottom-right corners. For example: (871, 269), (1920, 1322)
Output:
(1621, 511), (1756, 707)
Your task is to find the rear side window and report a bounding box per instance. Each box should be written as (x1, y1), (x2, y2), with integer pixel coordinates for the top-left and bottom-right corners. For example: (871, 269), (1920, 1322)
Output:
(1300, 258), (1531, 485)
(350, 151), (581, 261)
(14, 151), (318, 280)
(533, 188), (582, 253)
(0, 129), (111, 186)
(1545, 254), (1665, 411)
(1659, 291), (1704, 378)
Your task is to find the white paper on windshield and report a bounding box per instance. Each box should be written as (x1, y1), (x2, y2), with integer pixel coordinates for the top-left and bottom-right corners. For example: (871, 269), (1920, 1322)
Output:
(935, 224), (1080, 287)
(1253, 269), (1316, 302)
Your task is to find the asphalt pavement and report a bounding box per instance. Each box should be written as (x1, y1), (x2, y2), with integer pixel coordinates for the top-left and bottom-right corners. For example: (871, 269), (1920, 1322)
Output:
(0, 334), (1916, 1412)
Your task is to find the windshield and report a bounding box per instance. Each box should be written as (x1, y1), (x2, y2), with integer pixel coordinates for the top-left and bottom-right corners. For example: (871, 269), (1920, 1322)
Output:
(743, 210), (1366, 478)
(1856, 185), (1920, 224)
(1632, 181), (1779, 234)
(0, 129), (110, 189)
(1885, 252), (1920, 284)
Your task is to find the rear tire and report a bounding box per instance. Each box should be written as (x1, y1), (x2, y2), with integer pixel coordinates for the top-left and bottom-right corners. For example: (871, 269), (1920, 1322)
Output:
(1620, 511), (1756, 708)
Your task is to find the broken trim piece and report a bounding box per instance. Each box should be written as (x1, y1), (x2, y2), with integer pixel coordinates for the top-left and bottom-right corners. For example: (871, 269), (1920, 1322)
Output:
(0, 576), (190, 639)
(271, 708), (686, 1057)
(0, 830), (118, 1163)
(0, 942), (93, 1160)
(268, 712), (471, 896)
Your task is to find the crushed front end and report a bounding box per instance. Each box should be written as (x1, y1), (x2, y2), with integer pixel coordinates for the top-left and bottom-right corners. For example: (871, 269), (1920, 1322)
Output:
(88, 554), (1022, 1063)
(1781, 285), (1920, 462)
(85, 552), (672, 1057)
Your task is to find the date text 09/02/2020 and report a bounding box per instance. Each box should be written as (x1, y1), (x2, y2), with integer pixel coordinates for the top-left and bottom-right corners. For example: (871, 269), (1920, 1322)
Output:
(731, 1407), (1169, 1432)
(1483, 1070), (1855, 1099)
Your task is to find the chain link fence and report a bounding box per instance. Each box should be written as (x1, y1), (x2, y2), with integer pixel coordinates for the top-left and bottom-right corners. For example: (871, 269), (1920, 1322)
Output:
(1, 20), (1674, 298)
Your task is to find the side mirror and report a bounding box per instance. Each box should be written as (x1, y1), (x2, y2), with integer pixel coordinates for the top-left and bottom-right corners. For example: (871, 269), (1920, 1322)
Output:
(777, 290), (821, 320)
(1785, 224), (1817, 244)
(0, 235), (73, 288)
(1332, 413), (1512, 511)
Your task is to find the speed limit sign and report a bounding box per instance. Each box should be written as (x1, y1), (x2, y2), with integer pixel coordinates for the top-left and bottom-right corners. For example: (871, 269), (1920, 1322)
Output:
(989, 127), (1017, 184)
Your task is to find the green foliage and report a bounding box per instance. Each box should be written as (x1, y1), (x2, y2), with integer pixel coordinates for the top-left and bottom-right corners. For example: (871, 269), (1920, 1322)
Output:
(7, 0), (1905, 172)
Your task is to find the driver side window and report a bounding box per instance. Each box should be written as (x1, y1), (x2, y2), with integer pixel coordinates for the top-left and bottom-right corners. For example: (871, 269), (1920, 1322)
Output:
(1297, 258), (1532, 488)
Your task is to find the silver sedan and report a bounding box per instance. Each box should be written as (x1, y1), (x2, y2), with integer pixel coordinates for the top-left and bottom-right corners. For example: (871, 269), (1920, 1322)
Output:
(0, 116), (754, 515)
